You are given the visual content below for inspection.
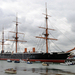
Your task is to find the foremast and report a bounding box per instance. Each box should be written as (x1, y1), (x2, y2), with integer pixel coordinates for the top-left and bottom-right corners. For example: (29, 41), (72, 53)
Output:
(36, 3), (57, 53)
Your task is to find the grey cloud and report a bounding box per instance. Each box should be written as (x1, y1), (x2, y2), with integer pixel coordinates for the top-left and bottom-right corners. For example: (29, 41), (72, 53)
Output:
(0, 0), (75, 53)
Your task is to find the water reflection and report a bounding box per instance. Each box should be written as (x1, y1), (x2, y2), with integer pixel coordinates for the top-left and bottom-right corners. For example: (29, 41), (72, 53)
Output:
(16, 66), (75, 75)
(8, 62), (75, 75)
(32, 68), (35, 73)
(1, 61), (75, 75)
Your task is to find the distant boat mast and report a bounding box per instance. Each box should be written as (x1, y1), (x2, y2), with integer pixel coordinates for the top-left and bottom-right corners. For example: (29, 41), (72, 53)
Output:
(36, 3), (57, 53)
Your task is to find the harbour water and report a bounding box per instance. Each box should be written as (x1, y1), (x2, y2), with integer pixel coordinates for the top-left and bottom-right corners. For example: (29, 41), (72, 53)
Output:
(0, 60), (75, 75)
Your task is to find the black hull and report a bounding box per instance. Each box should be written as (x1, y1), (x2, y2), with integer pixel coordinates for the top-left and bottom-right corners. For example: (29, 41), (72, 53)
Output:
(0, 52), (70, 63)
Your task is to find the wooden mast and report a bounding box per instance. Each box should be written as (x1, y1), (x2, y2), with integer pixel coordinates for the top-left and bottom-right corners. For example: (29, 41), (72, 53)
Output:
(6, 14), (27, 53)
(2, 28), (4, 52)
(45, 3), (48, 53)
(36, 3), (57, 53)
(15, 15), (18, 53)
(0, 28), (9, 53)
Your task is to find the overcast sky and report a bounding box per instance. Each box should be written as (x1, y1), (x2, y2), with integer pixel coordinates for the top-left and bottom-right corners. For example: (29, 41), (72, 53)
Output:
(0, 0), (75, 53)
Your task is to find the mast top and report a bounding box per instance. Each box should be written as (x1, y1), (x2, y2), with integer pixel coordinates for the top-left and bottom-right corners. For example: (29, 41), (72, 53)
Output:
(16, 13), (18, 25)
(45, 3), (47, 17)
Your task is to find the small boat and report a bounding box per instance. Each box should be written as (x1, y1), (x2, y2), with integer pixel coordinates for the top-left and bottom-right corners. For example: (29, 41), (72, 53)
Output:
(7, 59), (12, 62)
(60, 62), (75, 66)
(42, 62), (49, 66)
(14, 60), (20, 63)
(5, 68), (16, 74)
(69, 63), (75, 65)
(27, 61), (32, 64)
(20, 59), (25, 63)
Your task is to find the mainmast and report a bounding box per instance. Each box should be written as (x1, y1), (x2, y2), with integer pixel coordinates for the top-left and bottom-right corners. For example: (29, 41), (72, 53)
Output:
(15, 15), (18, 53)
(36, 3), (57, 53)
(45, 3), (48, 53)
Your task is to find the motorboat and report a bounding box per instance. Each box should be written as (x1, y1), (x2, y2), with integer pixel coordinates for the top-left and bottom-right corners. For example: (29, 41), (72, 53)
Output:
(14, 60), (20, 63)
(7, 59), (12, 62)
(27, 61), (32, 64)
(5, 68), (16, 74)
(42, 62), (49, 66)
(60, 62), (75, 66)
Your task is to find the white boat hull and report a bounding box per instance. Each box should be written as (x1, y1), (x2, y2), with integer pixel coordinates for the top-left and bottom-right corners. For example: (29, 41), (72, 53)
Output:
(42, 62), (49, 66)
(5, 71), (16, 74)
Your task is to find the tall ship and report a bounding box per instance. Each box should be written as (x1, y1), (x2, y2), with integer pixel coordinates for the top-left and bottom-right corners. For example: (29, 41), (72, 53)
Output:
(0, 4), (70, 63)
